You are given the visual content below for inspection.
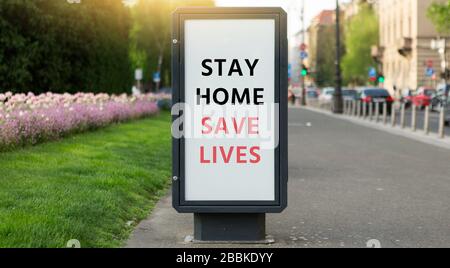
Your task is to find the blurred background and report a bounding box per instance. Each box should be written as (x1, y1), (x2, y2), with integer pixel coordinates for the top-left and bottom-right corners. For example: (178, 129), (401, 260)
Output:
(0, 0), (214, 94)
(0, 0), (448, 96)
(1, 0), (449, 137)
(0, 0), (450, 249)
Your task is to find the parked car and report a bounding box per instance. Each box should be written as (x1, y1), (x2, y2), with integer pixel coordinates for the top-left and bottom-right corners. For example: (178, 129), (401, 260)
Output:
(288, 86), (317, 104)
(319, 87), (335, 105)
(306, 86), (321, 96)
(411, 87), (435, 109)
(342, 88), (358, 101)
(304, 87), (319, 105)
(358, 88), (394, 114)
(430, 84), (450, 125)
(401, 88), (414, 108)
(431, 83), (450, 112)
(306, 89), (319, 99)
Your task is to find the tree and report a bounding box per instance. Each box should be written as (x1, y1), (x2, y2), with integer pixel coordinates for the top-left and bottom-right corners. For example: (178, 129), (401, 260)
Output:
(0, 0), (133, 94)
(341, 3), (379, 85)
(427, 0), (450, 34)
(314, 25), (339, 87)
(308, 10), (345, 88)
(130, 0), (214, 91)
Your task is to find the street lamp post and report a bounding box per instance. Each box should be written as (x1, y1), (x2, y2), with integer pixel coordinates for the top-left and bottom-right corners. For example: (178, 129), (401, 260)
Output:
(431, 37), (449, 138)
(300, 0), (306, 106)
(333, 0), (343, 114)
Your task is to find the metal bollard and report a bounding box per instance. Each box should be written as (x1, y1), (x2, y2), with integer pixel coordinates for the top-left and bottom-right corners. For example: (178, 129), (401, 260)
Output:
(424, 105), (430, 135)
(353, 100), (357, 116)
(400, 103), (406, 129)
(350, 101), (353, 115)
(391, 104), (397, 126)
(439, 105), (446, 138)
(383, 102), (387, 124)
(375, 102), (380, 123)
(363, 102), (367, 118)
(357, 101), (361, 117)
(350, 100), (354, 116)
(368, 102), (373, 121)
(411, 104), (417, 132)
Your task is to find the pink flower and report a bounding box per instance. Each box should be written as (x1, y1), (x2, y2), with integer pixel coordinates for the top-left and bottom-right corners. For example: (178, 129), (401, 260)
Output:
(0, 92), (165, 151)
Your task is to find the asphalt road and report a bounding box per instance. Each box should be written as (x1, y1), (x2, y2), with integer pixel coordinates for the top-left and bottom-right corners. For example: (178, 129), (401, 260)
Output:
(127, 107), (450, 248)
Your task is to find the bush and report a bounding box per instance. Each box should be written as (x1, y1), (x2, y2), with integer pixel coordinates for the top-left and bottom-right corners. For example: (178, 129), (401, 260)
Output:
(0, 0), (133, 94)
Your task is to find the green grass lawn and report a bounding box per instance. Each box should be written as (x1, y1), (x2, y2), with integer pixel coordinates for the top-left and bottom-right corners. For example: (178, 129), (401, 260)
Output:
(0, 112), (171, 248)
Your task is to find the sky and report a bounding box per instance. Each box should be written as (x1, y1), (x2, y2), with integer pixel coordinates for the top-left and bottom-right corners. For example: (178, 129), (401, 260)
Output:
(215, 0), (350, 38)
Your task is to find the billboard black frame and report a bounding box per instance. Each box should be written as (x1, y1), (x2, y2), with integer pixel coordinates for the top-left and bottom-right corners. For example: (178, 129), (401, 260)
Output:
(172, 7), (288, 213)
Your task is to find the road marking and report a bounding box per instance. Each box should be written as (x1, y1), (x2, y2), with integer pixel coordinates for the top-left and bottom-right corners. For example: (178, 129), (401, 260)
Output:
(367, 239), (382, 248)
(289, 122), (312, 127)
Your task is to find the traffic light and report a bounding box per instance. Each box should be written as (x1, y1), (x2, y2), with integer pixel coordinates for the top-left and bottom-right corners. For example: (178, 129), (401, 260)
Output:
(377, 74), (385, 83)
(301, 65), (308, 77)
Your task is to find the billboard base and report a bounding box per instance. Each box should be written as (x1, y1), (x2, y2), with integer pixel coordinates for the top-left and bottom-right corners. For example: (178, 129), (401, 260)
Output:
(193, 213), (266, 242)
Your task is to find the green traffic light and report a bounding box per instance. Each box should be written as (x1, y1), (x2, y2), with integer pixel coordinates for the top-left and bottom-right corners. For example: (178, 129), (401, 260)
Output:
(301, 69), (308, 77)
(378, 76), (385, 83)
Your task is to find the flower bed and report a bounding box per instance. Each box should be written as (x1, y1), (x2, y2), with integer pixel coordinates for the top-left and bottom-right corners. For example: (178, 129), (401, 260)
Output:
(0, 92), (168, 151)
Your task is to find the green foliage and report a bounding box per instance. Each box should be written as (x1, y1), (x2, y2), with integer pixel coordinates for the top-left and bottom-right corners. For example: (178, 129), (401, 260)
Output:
(314, 25), (340, 87)
(0, 0), (133, 94)
(342, 3), (379, 85)
(130, 0), (214, 89)
(0, 113), (171, 248)
(427, 0), (450, 34)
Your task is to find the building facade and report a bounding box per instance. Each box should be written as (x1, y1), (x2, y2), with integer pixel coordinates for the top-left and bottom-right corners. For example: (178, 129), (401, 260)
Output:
(378, 0), (449, 94)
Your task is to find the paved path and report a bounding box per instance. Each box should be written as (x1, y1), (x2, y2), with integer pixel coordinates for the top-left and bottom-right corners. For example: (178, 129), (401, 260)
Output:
(126, 108), (450, 248)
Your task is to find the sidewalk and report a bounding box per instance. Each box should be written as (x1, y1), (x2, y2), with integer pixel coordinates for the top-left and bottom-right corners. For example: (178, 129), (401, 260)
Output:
(125, 193), (193, 248)
(301, 105), (450, 151)
(126, 107), (450, 248)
